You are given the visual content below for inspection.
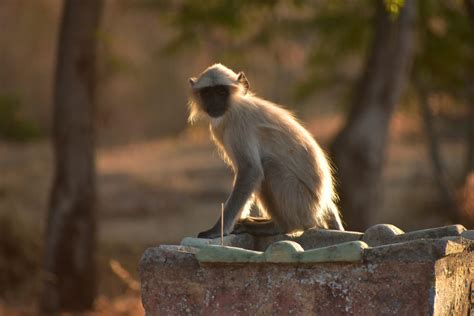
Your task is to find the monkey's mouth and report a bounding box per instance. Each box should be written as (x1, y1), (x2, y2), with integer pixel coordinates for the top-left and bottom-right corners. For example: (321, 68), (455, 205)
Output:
(206, 106), (226, 118)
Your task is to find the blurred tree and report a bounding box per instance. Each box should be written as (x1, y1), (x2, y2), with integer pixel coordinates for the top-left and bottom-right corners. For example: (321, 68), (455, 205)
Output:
(330, 0), (416, 231)
(415, 79), (460, 221)
(414, 0), (474, 226)
(40, 0), (103, 313)
(465, 0), (474, 226)
(466, 0), (474, 174)
(153, 0), (371, 100)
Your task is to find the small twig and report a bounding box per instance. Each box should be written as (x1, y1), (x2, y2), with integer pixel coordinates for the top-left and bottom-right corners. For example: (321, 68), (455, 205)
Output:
(220, 203), (224, 246)
(109, 259), (140, 292)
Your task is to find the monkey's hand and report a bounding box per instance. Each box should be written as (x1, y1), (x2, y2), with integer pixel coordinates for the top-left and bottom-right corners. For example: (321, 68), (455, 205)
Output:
(231, 222), (247, 235)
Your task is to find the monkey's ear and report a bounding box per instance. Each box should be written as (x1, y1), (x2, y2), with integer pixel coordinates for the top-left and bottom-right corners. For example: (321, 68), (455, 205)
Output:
(189, 78), (196, 87)
(237, 72), (250, 94)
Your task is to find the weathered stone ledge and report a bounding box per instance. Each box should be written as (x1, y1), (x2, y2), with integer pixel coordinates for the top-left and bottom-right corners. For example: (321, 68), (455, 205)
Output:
(180, 224), (471, 263)
(194, 240), (367, 263)
(182, 224), (467, 251)
(140, 225), (474, 315)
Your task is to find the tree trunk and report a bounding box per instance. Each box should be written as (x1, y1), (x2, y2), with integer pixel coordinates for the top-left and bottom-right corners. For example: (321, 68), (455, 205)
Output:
(415, 79), (460, 222)
(330, 0), (416, 231)
(465, 0), (474, 174)
(467, 93), (474, 175)
(460, 0), (474, 227)
(467, 0), (474, 24)
(40, 0), (103, 312)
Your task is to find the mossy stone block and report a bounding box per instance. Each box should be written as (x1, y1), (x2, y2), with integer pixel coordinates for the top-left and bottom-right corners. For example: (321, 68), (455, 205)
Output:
(300, 240), (368, 263)
(195, 244), (264, 263)
(264, 241), (304, 262)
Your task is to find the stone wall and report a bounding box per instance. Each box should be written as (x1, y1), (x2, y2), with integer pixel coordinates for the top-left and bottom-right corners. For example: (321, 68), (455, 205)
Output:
(139, 225), (474, 315)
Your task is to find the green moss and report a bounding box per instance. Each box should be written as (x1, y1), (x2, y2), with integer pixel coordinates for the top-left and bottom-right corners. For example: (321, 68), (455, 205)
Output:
(0, 94), (41, 142)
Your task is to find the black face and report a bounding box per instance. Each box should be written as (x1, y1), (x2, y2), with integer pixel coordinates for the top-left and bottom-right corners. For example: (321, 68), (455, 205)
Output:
(197, 85), (231, 118)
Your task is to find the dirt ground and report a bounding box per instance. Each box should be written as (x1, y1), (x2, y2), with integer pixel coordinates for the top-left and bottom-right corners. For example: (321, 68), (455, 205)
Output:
(0, 113), (467, 314)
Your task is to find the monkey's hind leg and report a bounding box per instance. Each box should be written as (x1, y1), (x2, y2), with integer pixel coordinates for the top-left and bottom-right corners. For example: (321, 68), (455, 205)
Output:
(232, 218), (281, 236)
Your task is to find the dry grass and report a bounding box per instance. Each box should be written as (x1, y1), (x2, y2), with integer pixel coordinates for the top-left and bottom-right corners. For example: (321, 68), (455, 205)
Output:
(0, 294), (143, 316)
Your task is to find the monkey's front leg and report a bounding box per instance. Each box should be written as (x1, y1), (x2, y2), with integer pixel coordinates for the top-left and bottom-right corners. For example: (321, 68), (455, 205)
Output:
(197, 166), (263, 239)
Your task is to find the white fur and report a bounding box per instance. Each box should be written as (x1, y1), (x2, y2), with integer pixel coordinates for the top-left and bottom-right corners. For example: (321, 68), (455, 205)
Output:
(210, 116), (224, 128)
(192, 63), (240, 90)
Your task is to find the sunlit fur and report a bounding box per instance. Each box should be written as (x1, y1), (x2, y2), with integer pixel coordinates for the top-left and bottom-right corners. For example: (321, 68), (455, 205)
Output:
(189, 63), (344, 232)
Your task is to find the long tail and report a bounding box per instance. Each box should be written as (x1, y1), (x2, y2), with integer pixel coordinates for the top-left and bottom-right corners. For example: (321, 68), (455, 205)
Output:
(326, 202), (345, 231)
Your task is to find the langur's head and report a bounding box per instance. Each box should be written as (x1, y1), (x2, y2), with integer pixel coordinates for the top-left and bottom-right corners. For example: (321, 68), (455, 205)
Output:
(188, 63), (249, 121)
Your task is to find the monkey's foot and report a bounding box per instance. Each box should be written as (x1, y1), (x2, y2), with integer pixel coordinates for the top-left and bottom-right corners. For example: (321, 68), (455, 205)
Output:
(241, 216), (273, 223)
(198, 228), (227, 239)
(232, 220), (281, 236)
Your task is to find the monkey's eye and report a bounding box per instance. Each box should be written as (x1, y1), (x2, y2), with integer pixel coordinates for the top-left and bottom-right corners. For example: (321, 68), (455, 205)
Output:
(216, 87), (227, 96)
(200, 89), (210, 97)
